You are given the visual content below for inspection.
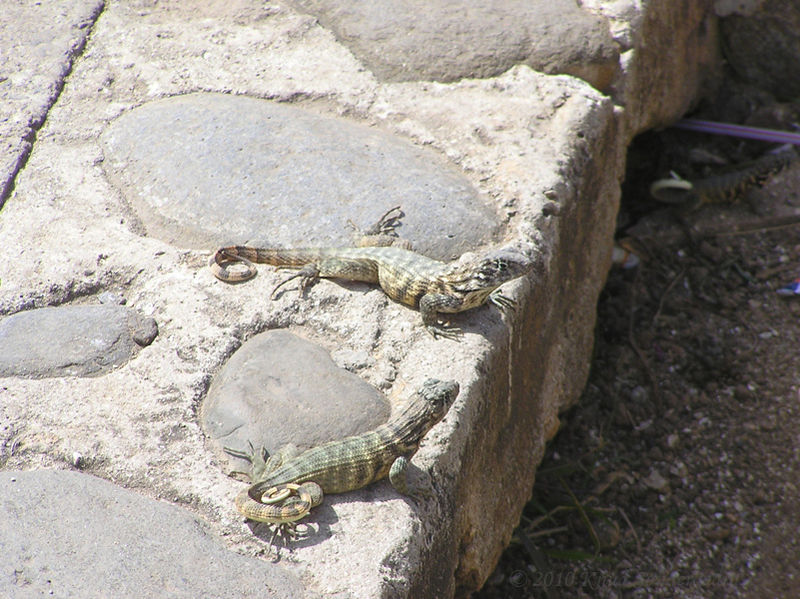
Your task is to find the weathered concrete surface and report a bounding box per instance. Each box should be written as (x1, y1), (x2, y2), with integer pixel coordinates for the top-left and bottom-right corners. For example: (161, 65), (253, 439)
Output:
(0, 304), (157, 378)
(100, 92), (500, 258)
(288, 0), (620, 90)
(202, 329), (391, 471)
(0, 0), (103, 206)
(0, 470), (310, 599)
(602, 0), (720, 136)
(0, 0), (722, 597)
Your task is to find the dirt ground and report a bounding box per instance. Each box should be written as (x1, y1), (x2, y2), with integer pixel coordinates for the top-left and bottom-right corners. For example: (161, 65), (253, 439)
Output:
(477, 80), (800, 598)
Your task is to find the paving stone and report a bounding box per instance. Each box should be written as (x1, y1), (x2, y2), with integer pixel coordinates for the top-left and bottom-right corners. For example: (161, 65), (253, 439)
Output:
(202, 330), (391, 471)
(0, 305), (158, 378)
(0, 0), (102, 205)
(287, 0), (619, 88)
(99, 92), (499, 260)
(0, 470), (309, 599)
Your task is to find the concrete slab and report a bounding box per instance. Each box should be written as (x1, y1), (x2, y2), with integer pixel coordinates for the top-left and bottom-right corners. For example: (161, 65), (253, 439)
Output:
(0, 0), (720, 597)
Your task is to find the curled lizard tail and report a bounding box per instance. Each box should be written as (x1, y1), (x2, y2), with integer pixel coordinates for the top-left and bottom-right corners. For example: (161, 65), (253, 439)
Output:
(210, 246), (259, 282)
(234, 482), (324, 524)
(210, 246), (321, 282)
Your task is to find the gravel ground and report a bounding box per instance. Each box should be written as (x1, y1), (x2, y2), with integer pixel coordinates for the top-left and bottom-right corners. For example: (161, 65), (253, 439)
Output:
(477, 79), (800, 599)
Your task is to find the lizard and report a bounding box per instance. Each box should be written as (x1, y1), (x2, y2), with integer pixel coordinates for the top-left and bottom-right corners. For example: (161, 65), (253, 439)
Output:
(649, 147), (797, 213)
(210, 207), (534, 338)
(225, 378), (460, 525)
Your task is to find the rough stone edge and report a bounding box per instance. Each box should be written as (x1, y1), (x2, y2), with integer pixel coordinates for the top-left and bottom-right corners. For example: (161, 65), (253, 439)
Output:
(401, 2), (722, 595)
(394, 98), (621, 599)
(616, 0), (721, 138)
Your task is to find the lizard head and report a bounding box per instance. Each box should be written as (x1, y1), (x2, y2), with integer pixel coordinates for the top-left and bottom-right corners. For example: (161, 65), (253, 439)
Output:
(470, 248), (534, 287)
(445, 247), (536, 310)
(390, 379), (459, 450)
(418, 378), (460, 424)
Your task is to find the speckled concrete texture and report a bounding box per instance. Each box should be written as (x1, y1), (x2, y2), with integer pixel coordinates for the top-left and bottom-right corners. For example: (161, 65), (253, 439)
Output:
(0, 1), (719, 597)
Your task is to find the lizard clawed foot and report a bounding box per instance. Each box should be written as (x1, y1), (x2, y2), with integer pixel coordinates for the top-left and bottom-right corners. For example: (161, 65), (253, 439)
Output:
(261, 521), (299, 560)
(224, 440), (263, 463)
(426, 322), (463, 341)
(271, 265), (320, 299)
(489, 291), (517, 314)
(350, 205), (413, 249)
(350, 205), (405, 237)
(369, 205), (405, 236)
(224, 442), (277, 482)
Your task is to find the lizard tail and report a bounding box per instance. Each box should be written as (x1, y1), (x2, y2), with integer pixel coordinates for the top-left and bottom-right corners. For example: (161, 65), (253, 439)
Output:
(210, 246), (259, 282)
(234, 482), (323, 524)
(210, 246), (321, 282)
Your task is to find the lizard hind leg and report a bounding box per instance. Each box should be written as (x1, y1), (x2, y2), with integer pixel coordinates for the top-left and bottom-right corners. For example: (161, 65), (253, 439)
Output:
(224, 442), (299, 483)
(351, 205), (413, 250)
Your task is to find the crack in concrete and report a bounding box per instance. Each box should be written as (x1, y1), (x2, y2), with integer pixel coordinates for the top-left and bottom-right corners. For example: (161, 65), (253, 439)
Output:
(0, 1), (106, 209)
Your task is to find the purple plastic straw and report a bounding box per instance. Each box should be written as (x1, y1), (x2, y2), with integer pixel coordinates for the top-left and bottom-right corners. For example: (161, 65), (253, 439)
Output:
(674, 118), (800, 146)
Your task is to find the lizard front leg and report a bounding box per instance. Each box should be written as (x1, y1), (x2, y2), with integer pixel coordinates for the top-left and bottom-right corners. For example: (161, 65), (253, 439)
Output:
(388, 456), (411, 495)
(488, 290), (516, 313)
(388, 456), (433, 499)
(418, 293), (465, 339)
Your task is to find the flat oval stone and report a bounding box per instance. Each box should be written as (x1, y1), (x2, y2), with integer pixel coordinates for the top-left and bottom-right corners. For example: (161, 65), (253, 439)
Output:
(201, 330), (391, 473)
(0, 305), (158, 378)
(100, 92), (499, 260)
(0, 470), (304, 598)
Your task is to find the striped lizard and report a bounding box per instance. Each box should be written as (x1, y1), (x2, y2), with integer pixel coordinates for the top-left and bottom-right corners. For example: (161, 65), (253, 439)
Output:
(210, 207), (533, 338)
(225, 378), (459, 525)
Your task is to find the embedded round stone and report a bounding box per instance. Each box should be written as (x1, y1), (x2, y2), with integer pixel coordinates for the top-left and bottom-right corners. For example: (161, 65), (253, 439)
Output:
(286, 0), (619, 88)
(0, 470), (304, 598)
(0, 305), (158, 378)
(201, 330), (391, 472)
(100, 92), (499, 260)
